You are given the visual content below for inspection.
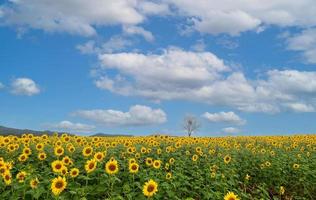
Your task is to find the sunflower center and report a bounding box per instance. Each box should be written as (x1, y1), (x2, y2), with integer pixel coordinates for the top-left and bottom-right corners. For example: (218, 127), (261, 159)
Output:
(55, 181), (64, 189)
(56, 164), (62, 169)
(109, 164), (116, 171)
(228, 197), (235, 200)
(97, 155), (102, 159)
(89, 163), (95, 169)
(86, 149), (91, 154)
(5, 175), (10, 180)
(147, 184), (155, 192)
(132, 165), (137, 170)
(57, 149), (62, 153)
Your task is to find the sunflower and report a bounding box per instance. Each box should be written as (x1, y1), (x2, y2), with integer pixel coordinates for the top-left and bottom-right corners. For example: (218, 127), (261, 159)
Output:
(54, 146), (64, 157)
(94, 152), (105, 162)
(224, 155), (231, 164)
(70, 168), (79, 178)
(224, 192), (240, 200)
(293, 163), (300, 169)
(129, 158), (136, 165)
(2, 171), (12, 185)
(51, 176), (67, 196)
(192, 154), (198, 162)
(62, 156), (71, 165)
(16, 171), (27, 183)
(18, 153), (28, 162)
(85, 159), (97, 173)
(143, 179), (158, 197)
(166, 172), (172, 180)
(36, 143), (44, 151)
(153, 160), (161, 169)
(51, 160), (64, 173)
(145, 158), (153, 166)
(60, 166), (68, 176)
(129, 162), (139, 173)
(23, 147), (32, 155)
(82, 146), (93, 157)
(38, 152), (47, 161)
(105, 159), (119, 175)
(30, 178), (39, 189)
(169, 158), (175, 164)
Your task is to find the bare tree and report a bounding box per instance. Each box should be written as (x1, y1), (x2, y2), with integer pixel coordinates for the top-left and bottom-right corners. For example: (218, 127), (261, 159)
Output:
(183, 115), (200, 137)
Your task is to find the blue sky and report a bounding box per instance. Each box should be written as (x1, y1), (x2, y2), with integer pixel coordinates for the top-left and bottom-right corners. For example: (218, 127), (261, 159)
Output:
(1, 0), (316, 136)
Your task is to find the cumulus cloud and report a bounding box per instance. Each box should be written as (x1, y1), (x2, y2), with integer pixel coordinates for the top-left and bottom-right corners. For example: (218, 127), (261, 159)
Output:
(94, 48), (316, 113)
(11, 78), (40, 96)
(0, 0), (145, 36)
(287, 28), (316, 64)
(123, 25), (154, 42)
(73, 105), (167, 126)
(168, 0), (316, 35)
(77, 36), (133, 55)
(203, 111), (246, 125)
(222, 127), (240, 134)
(49, 121), (95, 133)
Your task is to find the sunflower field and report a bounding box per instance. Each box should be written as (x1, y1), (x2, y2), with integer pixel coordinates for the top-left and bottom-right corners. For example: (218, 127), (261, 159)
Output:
(0, 133), (315, 200)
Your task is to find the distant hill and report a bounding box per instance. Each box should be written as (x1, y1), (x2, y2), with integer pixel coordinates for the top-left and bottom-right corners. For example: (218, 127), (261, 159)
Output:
(0, 125), (58, 136)
(0, 125), (133, 137)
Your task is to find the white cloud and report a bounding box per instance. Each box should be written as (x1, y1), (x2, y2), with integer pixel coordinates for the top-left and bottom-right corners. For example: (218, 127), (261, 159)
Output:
(49, 121), (95, 133)
(203, 111), (246, 125)
(287, 28), (316, 64)
(94, 47), (316, 113)
(0, 0), (145, 36)
(123, 25), (154, 42)
(284, 103), (315, 113)
(11, 78), (40, 96)
(222, 127), (240, 134)
(77, 36), (133, 55)
(167, 0), (316, 35)
(138, 1), (170, 15)
(0, 82), (4, 89)
(74, 105), (167, 126)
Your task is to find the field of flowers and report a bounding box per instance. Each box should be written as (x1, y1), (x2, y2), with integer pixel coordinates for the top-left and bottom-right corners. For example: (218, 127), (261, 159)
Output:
(0, 133), (315, 200)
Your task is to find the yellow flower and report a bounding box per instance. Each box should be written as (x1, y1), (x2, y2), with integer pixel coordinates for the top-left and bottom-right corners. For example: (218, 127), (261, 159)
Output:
(129, 162), (139, 173)
(18, 153), (28, 162)
(293, 163), (300, 169)
(36, 143), (44, 151)
(51, 176), (67, 196)
(145, 157), (153, 166)
(70, 168), (79, 178)
(153, 160), (161, 169)
(23, 147), (32, 155)
(94, 152), (105, 162)
(62, 156), (71, 165)
(82, 146), (93, 157)
(143, 179), (158, 197)
(38, 152), (47, 161)
(224, 155), (231, 164)
(2, 171), (12, 185)
(224, 192), (240, 200)
(166, 172), (172, 180)
(85, 159), (97, 173)
(30, 178), (39, 189)
(54, 146), (64, 156)
(169, 158), (175, 164)
(51, 160), (64, 173)
(16, 171), (27, 183)
(245, 174), (251, 180)
(192, 154), (198, 162)
(105, 159), (119, 175)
